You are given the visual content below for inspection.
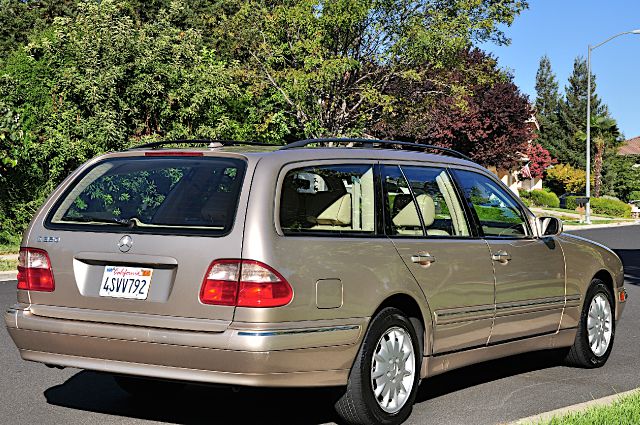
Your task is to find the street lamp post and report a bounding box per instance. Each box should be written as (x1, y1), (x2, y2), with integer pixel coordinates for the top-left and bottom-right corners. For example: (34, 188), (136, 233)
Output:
(585, 30), (640, 224)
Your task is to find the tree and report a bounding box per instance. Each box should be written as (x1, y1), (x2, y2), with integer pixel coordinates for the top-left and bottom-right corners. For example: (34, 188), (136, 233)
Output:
(526, 143), (554, 179)
(0, 0), (80, 60)
(576, 115), (621, 197)
(534, 55), (569, 163)
(372, 49), (534, 170)
(0, 0), (268, 231)
(600, 156), (640, 201)
(559, 56), (607, 168)
(225, 0), (529, 138)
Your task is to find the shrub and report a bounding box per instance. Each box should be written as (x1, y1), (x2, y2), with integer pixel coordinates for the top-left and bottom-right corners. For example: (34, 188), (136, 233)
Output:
(566, 196), (632, 218)
(545, 163), (591, 194)
(520, 189), (559, 208)
(629, 190), (640, 201)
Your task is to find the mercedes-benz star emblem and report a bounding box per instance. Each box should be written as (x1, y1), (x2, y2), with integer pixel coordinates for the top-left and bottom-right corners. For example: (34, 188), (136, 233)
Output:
(118, 235), (133, 253)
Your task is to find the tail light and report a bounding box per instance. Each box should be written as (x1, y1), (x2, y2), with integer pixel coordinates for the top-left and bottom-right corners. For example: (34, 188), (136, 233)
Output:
(17, 248), (55, 292)
(200, 260), (293, 307)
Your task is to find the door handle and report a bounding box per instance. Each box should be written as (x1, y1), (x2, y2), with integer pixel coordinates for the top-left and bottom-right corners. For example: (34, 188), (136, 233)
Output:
(491, 250), (512, 263)
(411, 253), (436, 267)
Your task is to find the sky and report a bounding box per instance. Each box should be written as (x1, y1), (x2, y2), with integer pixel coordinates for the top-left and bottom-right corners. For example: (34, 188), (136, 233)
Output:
(482, 0), (640, 140)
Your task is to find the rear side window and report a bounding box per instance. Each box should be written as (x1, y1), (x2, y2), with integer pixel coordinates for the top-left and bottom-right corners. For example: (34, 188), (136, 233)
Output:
(280, 164), (375, 235)
(47, 156), (246, 235)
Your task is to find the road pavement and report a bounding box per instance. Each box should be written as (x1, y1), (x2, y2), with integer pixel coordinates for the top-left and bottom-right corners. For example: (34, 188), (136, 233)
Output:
(0, 226), (638, 424)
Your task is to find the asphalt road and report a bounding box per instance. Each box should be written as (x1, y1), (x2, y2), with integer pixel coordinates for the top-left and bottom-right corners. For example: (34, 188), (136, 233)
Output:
(0, 225), (638, 425)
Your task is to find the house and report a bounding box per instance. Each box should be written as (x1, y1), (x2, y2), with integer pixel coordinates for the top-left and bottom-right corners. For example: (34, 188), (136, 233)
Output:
(488, 115), (544, 195)
(618, 136), (640, 158)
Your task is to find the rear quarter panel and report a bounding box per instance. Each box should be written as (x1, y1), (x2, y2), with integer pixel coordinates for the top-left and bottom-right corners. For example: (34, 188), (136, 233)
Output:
(238, 154), (434, 347)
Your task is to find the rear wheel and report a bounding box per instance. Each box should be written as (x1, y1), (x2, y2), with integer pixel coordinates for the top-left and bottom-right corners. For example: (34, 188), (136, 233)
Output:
(565, 279), (615, 368)
(113, 375), (185, 399)
(335, 307), (421, 425)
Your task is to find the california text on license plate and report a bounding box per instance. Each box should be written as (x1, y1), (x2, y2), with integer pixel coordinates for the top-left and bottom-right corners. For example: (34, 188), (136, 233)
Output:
(99, 266), (153, 300)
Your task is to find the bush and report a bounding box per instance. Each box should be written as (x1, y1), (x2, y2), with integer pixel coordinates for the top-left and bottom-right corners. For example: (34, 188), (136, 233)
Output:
(545, 163), (590, 194)
(520, 189), (559, 208)
(566, 196), (632, 218)
(520, 197), (531, 207)
(629, 191), (640, 201)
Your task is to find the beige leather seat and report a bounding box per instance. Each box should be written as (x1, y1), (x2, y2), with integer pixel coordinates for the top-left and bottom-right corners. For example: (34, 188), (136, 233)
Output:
(310, 193), (352, 229)
(392, 194), (449, 236)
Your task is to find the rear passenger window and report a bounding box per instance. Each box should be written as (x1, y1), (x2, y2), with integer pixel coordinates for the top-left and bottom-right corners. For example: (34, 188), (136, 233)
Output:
(280, 164), (375, 235)
(383, 165), (469, 237)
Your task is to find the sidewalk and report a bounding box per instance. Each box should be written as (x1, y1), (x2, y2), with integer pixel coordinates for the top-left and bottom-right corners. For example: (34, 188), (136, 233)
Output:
(0, 270), (17, 281)
(530, 207), (640, 231)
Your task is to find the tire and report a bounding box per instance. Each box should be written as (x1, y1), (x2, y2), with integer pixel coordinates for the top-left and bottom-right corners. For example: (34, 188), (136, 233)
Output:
(335, 307), (422, 425)
(565, 279), (615, 368)
(113, 375), (185, 399)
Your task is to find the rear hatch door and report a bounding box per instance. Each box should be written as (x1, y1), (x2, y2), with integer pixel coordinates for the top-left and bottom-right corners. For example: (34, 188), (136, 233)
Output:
(26, 152), (251, 330)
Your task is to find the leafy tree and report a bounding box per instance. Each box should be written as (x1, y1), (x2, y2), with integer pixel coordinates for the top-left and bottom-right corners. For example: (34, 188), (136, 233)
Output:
(372, 49), (534, 169)
(600, 155), (640, 201)
(0, 0), (80, 60)
(526, 142), (554, 179)
(225, 0), (528, 138)
(0, 0), (269, 231)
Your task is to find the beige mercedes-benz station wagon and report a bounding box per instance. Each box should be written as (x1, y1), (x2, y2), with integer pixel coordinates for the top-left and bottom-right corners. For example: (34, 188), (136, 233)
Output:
(5, 138), (627, 424)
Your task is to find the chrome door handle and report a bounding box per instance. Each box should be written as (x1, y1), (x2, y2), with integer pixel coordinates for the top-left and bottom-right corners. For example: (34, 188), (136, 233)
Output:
(411, 253), (436, 266)
(491, 250), (512, 263)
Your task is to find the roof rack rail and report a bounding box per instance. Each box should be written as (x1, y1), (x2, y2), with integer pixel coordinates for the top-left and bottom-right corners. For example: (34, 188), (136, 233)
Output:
(279, 138), (471, 161)
(128, 139), (275, 150)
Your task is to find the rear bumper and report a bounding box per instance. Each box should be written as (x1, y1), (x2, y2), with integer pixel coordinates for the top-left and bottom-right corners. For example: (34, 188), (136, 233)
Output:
(5, 305), (367, 387)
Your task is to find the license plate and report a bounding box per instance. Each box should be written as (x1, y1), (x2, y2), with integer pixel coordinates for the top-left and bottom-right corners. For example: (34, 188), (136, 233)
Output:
(99, 266), (153, 300)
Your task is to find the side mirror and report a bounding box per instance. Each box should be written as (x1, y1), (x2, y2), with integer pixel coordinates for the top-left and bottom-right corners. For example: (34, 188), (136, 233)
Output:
(537, 216), (563, 237)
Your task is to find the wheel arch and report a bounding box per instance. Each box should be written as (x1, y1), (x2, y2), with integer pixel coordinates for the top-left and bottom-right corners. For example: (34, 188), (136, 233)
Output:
(592, 269), (615, 318)
(371, 293), (432, 357)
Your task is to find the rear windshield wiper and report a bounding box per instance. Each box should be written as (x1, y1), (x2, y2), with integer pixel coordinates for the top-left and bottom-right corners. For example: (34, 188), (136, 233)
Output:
(62, 216), (140, 227)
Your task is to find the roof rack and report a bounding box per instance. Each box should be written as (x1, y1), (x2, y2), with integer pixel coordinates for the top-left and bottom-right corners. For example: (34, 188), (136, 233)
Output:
(128, 139), (275, 150)
(279, 138), (471, 161)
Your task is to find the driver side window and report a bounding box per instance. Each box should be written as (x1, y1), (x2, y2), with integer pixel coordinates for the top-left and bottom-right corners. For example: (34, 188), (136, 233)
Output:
(453, 169), (530, 238)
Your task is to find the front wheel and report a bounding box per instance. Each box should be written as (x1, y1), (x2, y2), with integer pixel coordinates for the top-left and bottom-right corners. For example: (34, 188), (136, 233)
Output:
(335, 307), (421, 425)
(565, 279), (615, 368)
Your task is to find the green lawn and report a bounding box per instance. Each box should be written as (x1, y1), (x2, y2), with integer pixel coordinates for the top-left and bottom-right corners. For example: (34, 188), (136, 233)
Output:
(0, 242), (20, 255)
(539, 391), (640, 424)
(0, 258), (17, 272)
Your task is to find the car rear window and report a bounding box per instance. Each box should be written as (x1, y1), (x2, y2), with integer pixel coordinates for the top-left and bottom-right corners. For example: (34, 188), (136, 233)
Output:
(47, 156), (246, 235)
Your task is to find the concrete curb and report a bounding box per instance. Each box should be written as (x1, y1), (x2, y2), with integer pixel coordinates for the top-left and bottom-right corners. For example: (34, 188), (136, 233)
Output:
(563, 221), (640, 231)
(0, 271), (17, 282)
(509, 388), (639, 424)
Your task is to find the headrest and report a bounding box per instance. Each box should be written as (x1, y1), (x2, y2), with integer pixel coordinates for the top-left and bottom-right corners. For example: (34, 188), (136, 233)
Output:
(392, 194), (436, 227)
(315, 194), (352, 226)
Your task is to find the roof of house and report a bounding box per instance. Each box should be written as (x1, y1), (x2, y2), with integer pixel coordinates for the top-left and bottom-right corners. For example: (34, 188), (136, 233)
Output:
(618, 136), (640, 155)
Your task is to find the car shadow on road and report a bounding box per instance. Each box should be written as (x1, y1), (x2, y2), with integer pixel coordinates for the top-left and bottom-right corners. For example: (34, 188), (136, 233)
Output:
(614, 249), (640, 286)
(45, 371), (342, 425)
(415, 348), (567, 403)
(44, 350), (569, 424)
